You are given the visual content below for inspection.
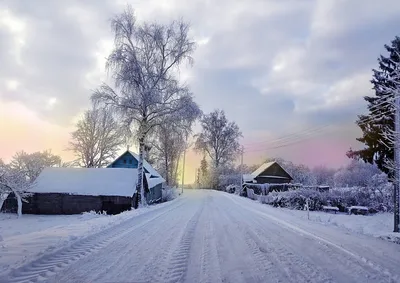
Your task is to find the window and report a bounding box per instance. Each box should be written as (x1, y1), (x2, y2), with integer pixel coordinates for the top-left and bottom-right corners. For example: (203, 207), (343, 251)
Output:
(123, 159), (127, 164)
(129, 159), (132, 164)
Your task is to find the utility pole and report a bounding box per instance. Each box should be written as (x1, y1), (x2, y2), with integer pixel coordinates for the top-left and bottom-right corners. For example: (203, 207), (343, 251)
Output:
(394, 93), (400, 232)
(181, 148), (186, 195)
(240, 146), (244, 190)
(196, 168), (200, 189)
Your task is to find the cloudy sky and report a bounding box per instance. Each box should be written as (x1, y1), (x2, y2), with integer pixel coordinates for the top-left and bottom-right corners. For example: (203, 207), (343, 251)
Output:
(1, 0), (399, 183)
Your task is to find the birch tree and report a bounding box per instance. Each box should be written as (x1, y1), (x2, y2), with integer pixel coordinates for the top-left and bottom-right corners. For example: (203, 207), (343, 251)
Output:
(69, 106), (125, 168)
(92, 5), (196, 208)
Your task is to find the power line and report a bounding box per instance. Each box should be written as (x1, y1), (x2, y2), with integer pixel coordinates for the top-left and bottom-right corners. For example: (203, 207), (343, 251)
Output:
(243, 125), (340, 153)
(241, 95), (397, 154)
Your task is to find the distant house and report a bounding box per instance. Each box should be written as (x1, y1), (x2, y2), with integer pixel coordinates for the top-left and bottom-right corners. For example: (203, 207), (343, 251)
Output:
(244, 161), (293, 184)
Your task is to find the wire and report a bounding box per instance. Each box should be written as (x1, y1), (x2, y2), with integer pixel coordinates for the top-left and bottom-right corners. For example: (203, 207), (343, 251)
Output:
(241, 95), (398, 154)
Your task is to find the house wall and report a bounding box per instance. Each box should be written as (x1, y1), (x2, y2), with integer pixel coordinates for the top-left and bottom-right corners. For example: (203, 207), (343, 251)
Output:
(255, 176), (290, 184)
(1, 193), (132, 215)
(147, 183), (162, 204)
(262, 163), (292, 179)
(108, 152), (149, 174)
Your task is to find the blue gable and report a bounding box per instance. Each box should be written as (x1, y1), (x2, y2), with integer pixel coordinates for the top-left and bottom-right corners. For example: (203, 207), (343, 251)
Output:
(107, 152), (150, 173)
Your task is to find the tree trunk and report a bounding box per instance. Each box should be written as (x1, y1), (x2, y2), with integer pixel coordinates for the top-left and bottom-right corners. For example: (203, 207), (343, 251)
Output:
(0, 193), (9, 212)
(133, 136), (146, 209)
(15, 192), (22, 218)
(174, 154), (180, 187)
(165, 153), (169, 185)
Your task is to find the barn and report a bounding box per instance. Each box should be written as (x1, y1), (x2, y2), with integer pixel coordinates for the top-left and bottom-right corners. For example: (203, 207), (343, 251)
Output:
(2, 167), (163, 215)
(244, 161), (293, 184)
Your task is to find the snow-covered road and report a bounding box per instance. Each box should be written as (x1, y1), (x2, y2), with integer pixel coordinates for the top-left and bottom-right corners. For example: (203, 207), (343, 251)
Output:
(2, 190), (400, 283)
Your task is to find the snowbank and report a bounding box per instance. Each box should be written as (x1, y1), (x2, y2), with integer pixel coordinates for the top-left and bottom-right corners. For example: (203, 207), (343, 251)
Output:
(0, 199), (178, 275)
(255, 204), (400, 244)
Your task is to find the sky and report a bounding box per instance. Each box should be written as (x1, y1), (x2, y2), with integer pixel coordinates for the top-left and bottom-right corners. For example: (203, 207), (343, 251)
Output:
(1, 0), (400, 184)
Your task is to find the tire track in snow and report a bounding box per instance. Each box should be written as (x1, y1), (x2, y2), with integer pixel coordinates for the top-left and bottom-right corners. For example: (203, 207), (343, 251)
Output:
(125, 201), (199, 282)
(153, 196), (205, 283)
(1, 200), (185, 283)
(219, 203), (286, 283)
(198, 195), (222, 283)
(210, 193), (272, 283)
(248, 210), (391, 283)
(247, 225), (332, 283)
(224, 193), (400, 283)
(86, 205), (185, 283)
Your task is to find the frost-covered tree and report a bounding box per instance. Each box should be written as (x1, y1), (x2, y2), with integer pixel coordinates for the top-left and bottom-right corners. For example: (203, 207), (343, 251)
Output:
(10, 150), (62, 183)
(92, 5), (197, 208)
(348, 36), (400, 174)
(195, 110), (242, 168)
(69, 106), (125, 168)
(312, 165), (336, 187)
(149, 101), (201, 186)
(333, 159), (382, 187)
(0, 159), (30, 217)
(150, 124), (185, 186)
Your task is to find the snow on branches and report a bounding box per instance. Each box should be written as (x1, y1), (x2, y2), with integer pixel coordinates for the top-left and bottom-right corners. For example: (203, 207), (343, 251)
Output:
(0, 159), (31, 217)
(92, 5), (198, 208)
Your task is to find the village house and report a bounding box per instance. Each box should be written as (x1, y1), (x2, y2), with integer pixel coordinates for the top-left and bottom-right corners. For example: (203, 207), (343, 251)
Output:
(1, 151), (165, 215)
(243, 161), (293, 184)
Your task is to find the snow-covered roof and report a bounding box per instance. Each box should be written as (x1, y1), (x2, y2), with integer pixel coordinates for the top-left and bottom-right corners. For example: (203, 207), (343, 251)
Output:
(145, 173), (165, 188)
(251, 161), (292, 180)
(30, 168), (141, 197)
(243, 174), (255, 182)
(251, 161), (275, 178)
(128, 151), (162, 178)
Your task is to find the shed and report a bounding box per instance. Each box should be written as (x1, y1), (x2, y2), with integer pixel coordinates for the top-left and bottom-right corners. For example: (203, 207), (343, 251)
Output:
(245, 161), (293, 184)
(10, 168), (158, 215)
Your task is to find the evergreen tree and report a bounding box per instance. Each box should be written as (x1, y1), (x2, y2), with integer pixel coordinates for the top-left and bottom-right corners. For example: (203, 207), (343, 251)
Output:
(347, 36), (400, 175)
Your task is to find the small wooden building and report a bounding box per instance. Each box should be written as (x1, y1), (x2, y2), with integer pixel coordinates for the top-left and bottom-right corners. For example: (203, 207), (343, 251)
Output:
(3, 167), (163, 215)
(244, 161), (293, 184)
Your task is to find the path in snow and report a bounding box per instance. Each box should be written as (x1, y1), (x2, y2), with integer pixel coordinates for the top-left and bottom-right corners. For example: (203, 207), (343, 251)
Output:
(2, 190), (400, 283)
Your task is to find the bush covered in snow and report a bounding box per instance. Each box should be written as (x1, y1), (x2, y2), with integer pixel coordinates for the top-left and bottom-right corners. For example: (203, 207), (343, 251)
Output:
(259, 183), (394, 213)
(225, 184), (237, 194)
(162, 186), (178, 202)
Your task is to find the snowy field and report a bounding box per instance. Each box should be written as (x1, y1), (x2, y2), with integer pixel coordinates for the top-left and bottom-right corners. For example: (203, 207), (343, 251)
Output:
(0, 199), (178, 275)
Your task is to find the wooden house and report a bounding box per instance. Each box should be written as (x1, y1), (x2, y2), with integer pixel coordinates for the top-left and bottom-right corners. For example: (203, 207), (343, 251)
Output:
(1, 151), (165, 215)
(244, 161), (293, 184)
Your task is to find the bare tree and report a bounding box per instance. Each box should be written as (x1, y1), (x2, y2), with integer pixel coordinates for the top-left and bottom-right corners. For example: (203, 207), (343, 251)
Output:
(10, 150), (62, 183)
(150, 124), (185, 186)
(0, 159), (30, 217)
(69, 106), (125, 168)
(92, 5), (196, 208)
(149, 101), (201, 186)
(195, 110), (242, 168)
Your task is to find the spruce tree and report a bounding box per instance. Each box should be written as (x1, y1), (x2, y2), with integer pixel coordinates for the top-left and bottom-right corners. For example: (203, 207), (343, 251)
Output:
(348, 36), (400, 175)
